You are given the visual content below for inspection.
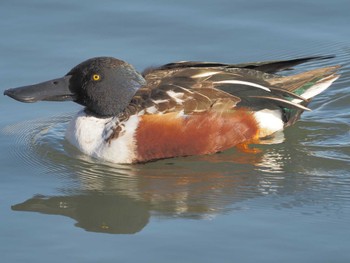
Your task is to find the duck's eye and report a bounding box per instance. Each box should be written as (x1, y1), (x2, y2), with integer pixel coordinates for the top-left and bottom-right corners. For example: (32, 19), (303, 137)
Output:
(92, 74), (101, 81)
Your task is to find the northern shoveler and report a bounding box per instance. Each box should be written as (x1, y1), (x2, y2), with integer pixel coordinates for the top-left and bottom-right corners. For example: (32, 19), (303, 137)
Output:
(4, 56), (340, 163)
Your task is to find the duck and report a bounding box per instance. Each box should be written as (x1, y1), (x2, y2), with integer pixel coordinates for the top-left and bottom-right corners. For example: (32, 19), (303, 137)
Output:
(4, 55), (340, 163)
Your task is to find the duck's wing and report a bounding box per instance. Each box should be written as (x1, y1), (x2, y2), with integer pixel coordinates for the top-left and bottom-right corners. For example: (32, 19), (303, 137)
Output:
(121, 55), (339, 121)
(135, 66), (310, 117)
(135, 56), (336, 115)
(130, 67), (242, 116)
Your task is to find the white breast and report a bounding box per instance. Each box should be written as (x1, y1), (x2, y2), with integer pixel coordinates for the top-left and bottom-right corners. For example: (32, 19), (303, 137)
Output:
(65, 110), (139, 163)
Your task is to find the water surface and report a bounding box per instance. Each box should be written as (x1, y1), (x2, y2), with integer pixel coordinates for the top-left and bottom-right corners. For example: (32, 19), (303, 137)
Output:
(1, 0), (350, 262)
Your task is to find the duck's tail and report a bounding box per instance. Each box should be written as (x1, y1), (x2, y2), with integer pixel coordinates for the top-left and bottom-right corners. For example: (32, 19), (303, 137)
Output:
(270, 65), (341, 126)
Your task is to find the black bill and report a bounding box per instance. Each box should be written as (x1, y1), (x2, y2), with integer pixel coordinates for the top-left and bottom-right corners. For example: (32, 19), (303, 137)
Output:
(4, 75), (74, 103)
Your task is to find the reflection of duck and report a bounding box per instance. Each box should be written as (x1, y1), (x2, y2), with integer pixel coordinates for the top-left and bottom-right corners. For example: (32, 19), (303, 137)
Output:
(4, 56), (339, 163)
(12, 136), (311, 234)
(12, 193), (150, 234)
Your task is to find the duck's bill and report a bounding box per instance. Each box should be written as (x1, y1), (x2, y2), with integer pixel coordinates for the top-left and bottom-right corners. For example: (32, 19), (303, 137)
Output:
(4, 75), (74, 103)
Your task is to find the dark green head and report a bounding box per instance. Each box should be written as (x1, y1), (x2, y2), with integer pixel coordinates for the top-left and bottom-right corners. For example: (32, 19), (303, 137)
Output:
(4, 57), (146, 117)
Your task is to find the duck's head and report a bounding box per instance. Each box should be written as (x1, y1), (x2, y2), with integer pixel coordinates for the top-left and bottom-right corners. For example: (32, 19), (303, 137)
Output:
(4, 57), (146, 117)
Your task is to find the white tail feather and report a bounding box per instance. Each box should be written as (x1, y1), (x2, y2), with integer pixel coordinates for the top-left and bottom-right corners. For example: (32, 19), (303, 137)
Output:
(293, 74), (339, 103)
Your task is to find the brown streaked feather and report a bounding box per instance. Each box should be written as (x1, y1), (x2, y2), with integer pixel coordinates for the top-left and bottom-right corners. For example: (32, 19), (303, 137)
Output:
(268, 66), (340, 92)
(210, 98), (238, 112)
(133, 77), (241, 116)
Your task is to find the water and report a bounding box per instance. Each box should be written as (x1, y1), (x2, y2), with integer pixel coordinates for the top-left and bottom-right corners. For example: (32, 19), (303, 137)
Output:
(1, 0), (350, 262)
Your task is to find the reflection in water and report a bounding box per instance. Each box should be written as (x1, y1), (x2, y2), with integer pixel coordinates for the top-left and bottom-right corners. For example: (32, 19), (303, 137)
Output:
(7, 110), (348, 234)
(12, 194), (150, 234)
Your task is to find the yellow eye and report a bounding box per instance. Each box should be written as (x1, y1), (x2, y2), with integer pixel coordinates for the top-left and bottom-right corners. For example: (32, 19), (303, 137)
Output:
(92, 74), (101, 81)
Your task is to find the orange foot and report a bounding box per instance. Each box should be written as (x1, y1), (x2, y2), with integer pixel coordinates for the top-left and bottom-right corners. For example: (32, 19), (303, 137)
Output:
(236, 142), (261, 154)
